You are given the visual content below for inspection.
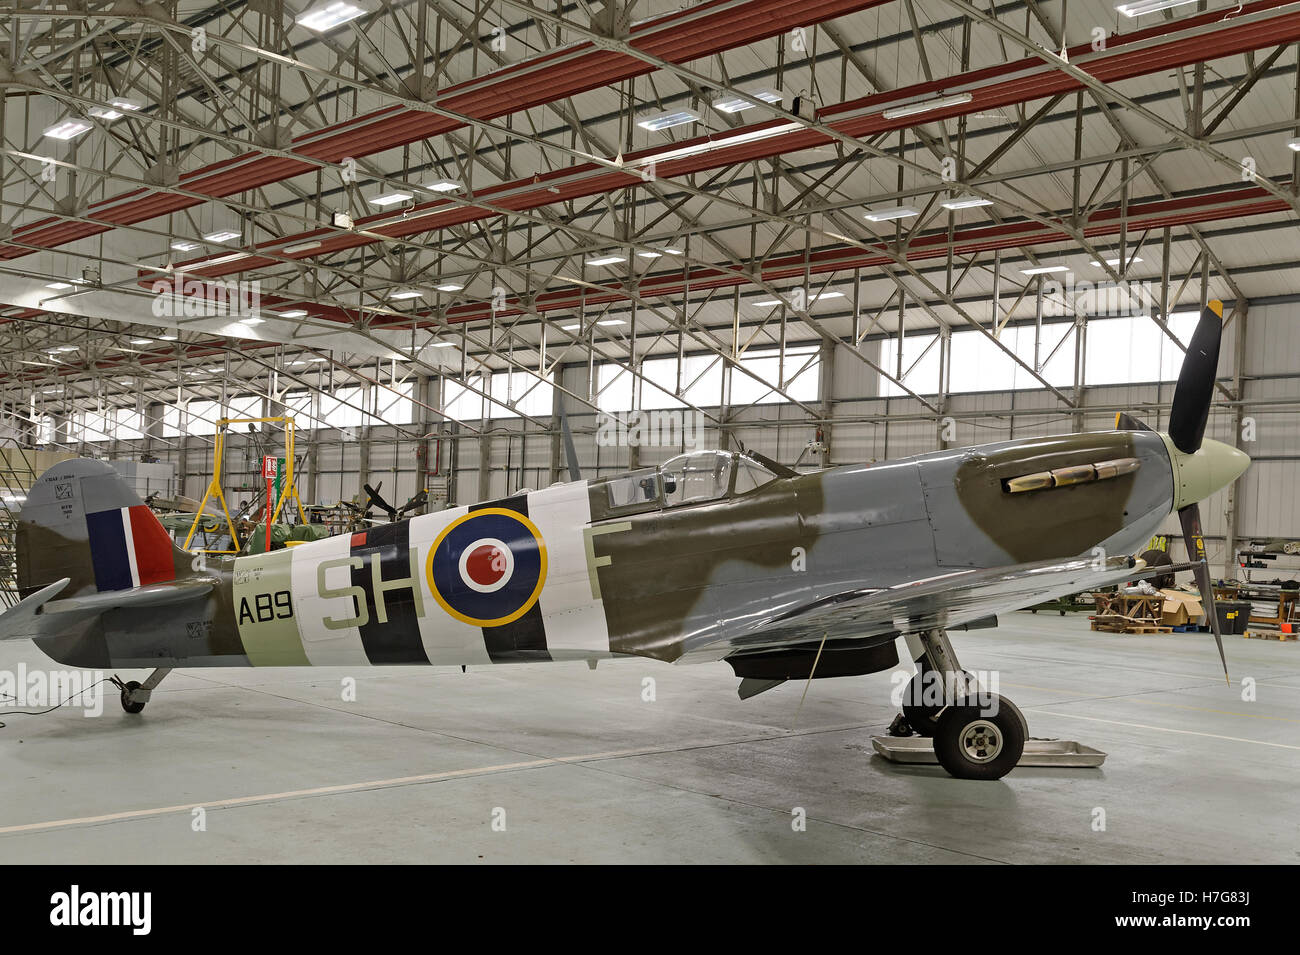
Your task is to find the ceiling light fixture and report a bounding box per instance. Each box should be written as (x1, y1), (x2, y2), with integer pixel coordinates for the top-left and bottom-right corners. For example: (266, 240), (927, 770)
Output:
(940, 195), (994, 210)
(203, 229), (241, 243)
(296, 1), (366, 31)
(1090, 256), (1144, 268)
(170, 240), (199, 252)
(276, 309), (309, 319)
(863, 206), (920, 221)
(389, 288), (423, 300)
(712, 89), (783, 114)
(881, 92), (973, 120)
(1020, 265), (1069, 276)
(282, 240), (322, 254)
(43, 119), (92, 140)
(424, 179), (462, 192)
(636, 109), (699, 132)
(369, 190), (413, 207)
(435, 283), (464, 292)
(1115, 0), (1196, 17)
(586, 254), (627, 267)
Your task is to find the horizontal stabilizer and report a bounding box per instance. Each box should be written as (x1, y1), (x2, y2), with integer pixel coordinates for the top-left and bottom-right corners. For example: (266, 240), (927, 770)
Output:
(0, 578), (71, 641)
(42, 577), (215, 615)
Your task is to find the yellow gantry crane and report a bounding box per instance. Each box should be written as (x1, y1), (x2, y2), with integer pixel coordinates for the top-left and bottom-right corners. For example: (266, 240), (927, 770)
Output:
(184, 416), (308, 554)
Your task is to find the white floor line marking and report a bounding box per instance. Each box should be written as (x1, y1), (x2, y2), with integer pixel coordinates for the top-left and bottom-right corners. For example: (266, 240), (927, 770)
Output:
(0, 723), (867, 836)
(1022, 708), (1300, 750)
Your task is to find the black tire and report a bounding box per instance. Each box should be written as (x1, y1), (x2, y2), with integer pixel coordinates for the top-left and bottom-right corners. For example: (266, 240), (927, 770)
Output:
(120, 680), (145, 714)
(933, 695), (1027, 781)
(901, 669), (977, 738)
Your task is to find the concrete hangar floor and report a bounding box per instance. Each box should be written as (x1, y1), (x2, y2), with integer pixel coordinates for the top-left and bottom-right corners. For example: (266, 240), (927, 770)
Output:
(1, 612), (1296, 864)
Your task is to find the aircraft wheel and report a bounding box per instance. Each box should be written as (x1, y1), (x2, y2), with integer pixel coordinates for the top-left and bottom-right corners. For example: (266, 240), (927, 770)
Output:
(901, 669), (976, 737)
(933, 695), (1026, 781)
(901, 673), (942, 737)
(120, 680), (146, 714)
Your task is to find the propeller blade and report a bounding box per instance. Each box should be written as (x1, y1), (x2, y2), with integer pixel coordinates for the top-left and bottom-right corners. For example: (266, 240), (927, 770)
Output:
(1167, 301), (1224, 454)
(1178, 503), (1230, 685)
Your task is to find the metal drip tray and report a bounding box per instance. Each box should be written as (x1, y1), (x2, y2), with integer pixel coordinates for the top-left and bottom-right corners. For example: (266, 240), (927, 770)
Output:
(871, 736), (1107, 768)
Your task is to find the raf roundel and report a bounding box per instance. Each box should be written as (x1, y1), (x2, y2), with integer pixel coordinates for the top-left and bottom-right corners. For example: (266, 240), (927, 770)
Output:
(426, 509), (547, 627)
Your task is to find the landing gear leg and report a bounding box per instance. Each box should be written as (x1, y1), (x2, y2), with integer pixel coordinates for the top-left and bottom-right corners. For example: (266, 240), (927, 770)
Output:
(111, 667), (172, 714)
(897, 629), (1026, 780)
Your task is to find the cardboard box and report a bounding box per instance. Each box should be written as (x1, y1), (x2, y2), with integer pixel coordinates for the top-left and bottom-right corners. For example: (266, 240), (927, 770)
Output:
(1159, 589), (1204, 626)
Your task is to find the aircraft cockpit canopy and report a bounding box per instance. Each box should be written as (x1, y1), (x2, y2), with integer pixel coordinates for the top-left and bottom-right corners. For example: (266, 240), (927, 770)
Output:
(603, 451), (779, 512)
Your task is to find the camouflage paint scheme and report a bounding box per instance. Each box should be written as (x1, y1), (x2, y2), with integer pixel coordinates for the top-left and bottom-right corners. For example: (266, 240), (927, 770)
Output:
(2, 428), (1235, 680)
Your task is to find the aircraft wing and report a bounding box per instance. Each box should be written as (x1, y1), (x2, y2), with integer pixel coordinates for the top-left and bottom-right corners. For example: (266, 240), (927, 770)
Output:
(719, 555), (1172, 653)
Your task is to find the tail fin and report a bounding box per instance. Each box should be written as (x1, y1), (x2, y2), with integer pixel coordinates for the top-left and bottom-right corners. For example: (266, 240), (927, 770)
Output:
(17, 459), (195, 599)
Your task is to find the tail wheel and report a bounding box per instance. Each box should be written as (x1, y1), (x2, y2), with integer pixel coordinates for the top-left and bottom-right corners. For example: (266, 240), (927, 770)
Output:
(933, 695), (1027, 780)
(120, 680), (146, 714)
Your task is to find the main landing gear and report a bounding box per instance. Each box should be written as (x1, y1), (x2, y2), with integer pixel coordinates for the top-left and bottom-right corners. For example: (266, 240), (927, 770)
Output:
(111, 668), (172, 714)
(889, 628), (1026, 780)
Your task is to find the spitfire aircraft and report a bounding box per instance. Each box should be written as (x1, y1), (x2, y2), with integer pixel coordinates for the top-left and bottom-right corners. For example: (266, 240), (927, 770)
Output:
(0, 303), (1248, 779)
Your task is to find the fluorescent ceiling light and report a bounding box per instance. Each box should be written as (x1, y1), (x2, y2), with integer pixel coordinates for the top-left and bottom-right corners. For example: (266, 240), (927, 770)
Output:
(108, 96), (141, 111)
(586, 255), (627, 267)
(43, 119), (92, 140)
(752, 290), (844, 307)
(389, 288), (423, 300)
(426, 341), (455, 348)
(1287, 137), (1300, 152)
(941, 195), (994, 210)
(45, 281), (73, 290)
(596, 319), (626, 326)
(636, 247), (683, 259)
(1020, 265), (1069, 275)
(561, 324), (581, 331)
(881, 92), (973, 120)
(48, 346), (79, 354)
(1115, 0), (1196, 17)
(170, 240), (199, 252)
(282, 240), (322, 254)
(240, 317), (265, 326)
(435, 283), (463, 292)
(296, 1), (365, 31)
(627, 122), (800, 168)
(424, 178), (462, 192)
(369, 190), (412, 207)
(637, 109), (698, 132)
(1090, 256), (1144, 268)
(89, 107), (124, 121)
(864, 206), (920, 222)
(129, 338), (153, 344)
(276, 309), (308, 319)
(203, 229), (241, 243)
(713, 89), (782, 114)
(207, 251), (249, 265)
(159, 334), (178, 341)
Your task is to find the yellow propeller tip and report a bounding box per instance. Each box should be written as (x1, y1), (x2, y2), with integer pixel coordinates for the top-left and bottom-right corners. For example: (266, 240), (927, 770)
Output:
(1208, 299), (1224, 318)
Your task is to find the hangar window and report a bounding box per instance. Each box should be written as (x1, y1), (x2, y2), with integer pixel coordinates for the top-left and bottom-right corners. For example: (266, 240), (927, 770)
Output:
(730, 346), (819, 406)
(661, 450), (732, 506)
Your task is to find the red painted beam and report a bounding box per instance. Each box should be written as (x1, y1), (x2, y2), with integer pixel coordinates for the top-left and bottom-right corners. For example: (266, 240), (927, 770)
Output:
(1, 180), (1284, 391)
(161, 0), (1300, 282)
(0, 0), (884, 259)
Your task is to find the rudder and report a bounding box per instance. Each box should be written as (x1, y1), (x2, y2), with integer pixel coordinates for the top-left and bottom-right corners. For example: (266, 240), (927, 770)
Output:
(17, 459), (193, 598)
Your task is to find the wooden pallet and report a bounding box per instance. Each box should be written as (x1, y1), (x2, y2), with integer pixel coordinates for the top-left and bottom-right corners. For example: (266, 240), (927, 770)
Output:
(1244, 629), (1298, 642)
(1091, 621), (1173, 634)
